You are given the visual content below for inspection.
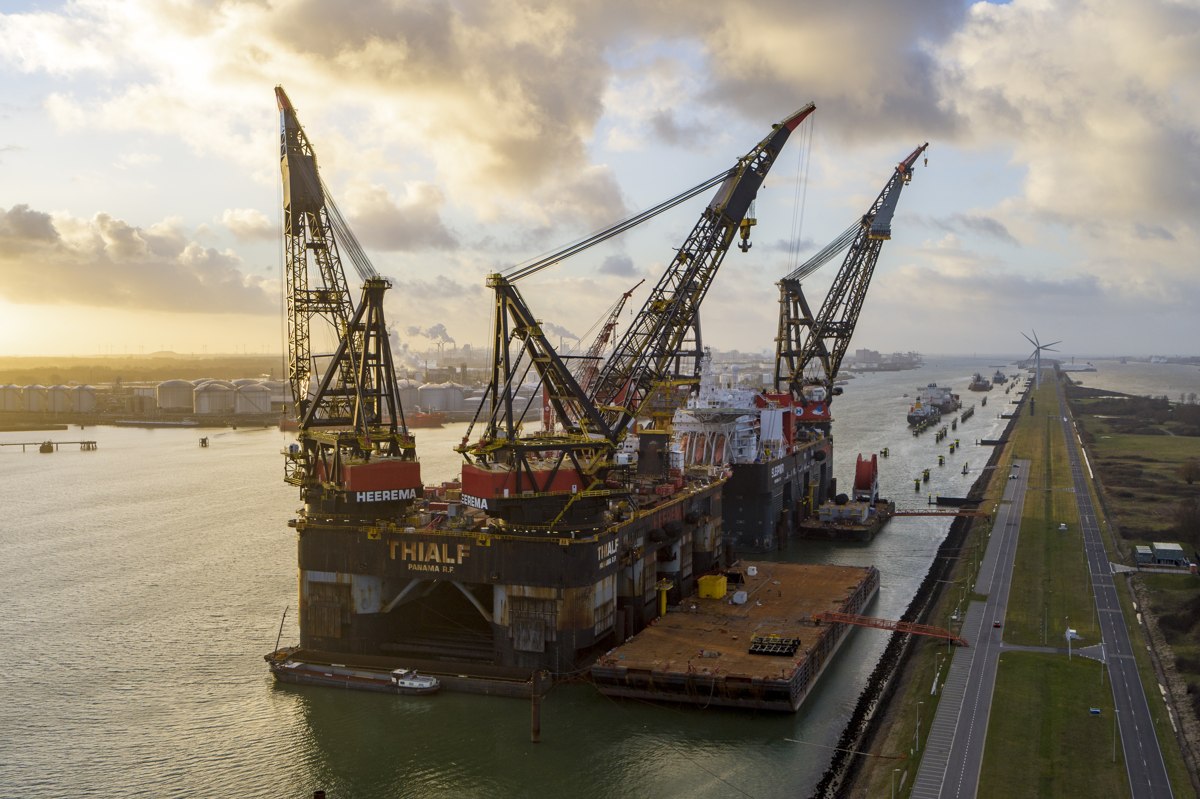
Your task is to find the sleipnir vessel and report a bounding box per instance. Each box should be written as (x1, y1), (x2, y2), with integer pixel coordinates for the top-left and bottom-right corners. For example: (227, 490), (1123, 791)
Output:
(272, 84), (815, 679)
(709, 142), (929, 550)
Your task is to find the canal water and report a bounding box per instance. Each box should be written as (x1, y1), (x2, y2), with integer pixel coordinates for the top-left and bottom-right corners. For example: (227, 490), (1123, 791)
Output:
(2, 357), (1025, 798)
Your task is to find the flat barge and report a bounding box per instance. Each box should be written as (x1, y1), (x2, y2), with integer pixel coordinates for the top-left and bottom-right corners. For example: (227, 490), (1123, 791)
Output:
(591, 561), (879, 712)
(797, 498), (896, 542)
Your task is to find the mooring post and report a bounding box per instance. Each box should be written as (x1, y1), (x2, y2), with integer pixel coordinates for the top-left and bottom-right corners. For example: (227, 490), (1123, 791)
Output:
(530, 670), (547, 743)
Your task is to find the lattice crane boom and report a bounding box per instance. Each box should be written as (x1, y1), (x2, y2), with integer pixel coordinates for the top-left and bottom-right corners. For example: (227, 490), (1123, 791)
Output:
(589, 103), (817, 438)
(774, 143), (928, 411)
(276, 86), (417, 517)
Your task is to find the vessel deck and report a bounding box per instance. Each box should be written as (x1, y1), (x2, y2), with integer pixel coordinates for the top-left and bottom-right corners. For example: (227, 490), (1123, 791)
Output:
(592, 561), (878, 711)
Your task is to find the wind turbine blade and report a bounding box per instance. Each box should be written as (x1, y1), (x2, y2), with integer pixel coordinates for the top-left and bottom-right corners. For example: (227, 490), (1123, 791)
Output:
(1021, 331), (1037, 347)
(1031, 330), (1040, 347)
(1044, 340), (1062, 348)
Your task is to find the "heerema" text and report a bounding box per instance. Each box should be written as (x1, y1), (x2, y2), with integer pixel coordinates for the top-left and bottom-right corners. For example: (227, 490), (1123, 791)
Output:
(354, 488), (418, 503)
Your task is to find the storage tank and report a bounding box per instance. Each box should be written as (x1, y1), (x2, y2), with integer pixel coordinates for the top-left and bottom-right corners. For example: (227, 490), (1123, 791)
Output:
(0, 385), (22, 412)
(157, 379), (195, 411)
(23, 385), (47, 412)
(443, 382), (467, 412)
(235, 383), (272, 414)
(47, 385), (73, 413)
(417, 382), (450, 412)
(397, 378), (420, 411)
(194, 380), (236, 415)
(71, 385), (97, 413)
(232, 378), (260, 387)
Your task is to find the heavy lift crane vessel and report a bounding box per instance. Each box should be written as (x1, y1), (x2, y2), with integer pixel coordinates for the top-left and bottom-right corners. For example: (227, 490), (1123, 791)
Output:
(458, 104), (816, 533)
(773, 142), (929, 420)
(276, 86), (420, 519)
(769, 142), (928, 512)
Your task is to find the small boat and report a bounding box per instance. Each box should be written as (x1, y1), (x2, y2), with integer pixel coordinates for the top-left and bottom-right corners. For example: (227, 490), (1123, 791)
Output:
(265, 649), (440, 696)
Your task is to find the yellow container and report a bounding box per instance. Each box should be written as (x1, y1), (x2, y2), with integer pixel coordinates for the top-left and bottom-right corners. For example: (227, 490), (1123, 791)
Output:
(698, 574), (728, 599)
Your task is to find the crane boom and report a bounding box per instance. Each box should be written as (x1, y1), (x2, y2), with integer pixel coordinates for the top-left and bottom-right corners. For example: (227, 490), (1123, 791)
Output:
(774, 143), (928, 412)
(458, 104), (815, 533)
(590, 103), (816, 436)
(277, 86), (418, 516)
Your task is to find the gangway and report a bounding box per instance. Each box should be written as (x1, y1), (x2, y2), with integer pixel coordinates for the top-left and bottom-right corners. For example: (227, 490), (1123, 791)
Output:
(812, 611), (968, 647)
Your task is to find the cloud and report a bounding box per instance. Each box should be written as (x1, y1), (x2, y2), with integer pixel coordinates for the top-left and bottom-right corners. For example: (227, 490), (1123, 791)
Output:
(599, 254), (637, 277)
(0, 203), (275, 314)
(342, 182), (458, 251)
(929, 213), (1019, 246)
(221, 208), (275, 241)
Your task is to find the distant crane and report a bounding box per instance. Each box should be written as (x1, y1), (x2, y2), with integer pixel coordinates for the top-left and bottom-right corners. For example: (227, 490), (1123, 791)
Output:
(1022, 330), (1060, 389)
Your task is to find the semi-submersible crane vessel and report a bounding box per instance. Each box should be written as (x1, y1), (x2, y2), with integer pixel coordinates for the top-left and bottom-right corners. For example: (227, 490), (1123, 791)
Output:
(266, 86), (827, 685)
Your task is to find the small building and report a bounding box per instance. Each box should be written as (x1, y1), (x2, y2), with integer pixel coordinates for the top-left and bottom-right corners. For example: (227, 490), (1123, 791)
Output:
(1134, 546), (1154, 566)
(1151, 542), (1188, 568)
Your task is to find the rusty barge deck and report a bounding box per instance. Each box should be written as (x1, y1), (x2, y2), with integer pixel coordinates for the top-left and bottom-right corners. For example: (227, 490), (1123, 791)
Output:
(590, 561), (879, 712)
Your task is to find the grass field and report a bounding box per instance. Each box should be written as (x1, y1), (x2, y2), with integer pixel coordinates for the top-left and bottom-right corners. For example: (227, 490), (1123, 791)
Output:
(980, 652), (1127, 799)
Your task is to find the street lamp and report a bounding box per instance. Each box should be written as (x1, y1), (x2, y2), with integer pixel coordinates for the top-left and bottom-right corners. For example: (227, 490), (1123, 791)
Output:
(892, 767), (901, 799)
(915, 701), (924, 752)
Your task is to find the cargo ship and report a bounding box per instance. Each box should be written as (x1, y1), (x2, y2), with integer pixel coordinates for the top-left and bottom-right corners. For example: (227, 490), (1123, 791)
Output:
(968, 373), (992, 391)
(673, 357), (833, 553)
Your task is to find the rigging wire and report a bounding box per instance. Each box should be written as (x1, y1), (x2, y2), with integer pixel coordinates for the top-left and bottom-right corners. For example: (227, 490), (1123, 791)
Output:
(503, 169), (734, 283)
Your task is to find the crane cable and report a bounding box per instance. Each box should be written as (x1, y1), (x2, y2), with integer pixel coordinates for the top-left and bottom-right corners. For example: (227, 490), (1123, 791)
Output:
(783, 222), (858, 283)
(504, 168), (735, 283)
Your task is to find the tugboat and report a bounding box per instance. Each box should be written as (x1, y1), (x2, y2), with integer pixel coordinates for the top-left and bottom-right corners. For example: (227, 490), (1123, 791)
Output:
(991, 369), (1006, 385)
(907, 399), (940, 426)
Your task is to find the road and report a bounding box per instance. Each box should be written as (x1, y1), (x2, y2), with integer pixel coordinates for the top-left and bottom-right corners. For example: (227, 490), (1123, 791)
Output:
(909, 457), (1027, 798)
(909, 379), (1175, 798)
(1056, 381), (1174, 798)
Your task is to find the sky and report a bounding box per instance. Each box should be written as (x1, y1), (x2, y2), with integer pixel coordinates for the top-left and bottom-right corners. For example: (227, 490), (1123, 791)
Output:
(0, 0), (1197, 364)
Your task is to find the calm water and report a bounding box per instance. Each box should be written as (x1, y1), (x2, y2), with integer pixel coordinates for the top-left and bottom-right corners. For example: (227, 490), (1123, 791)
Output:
(1066, 358), (1200, 401)
(1, 358), (1022, 798)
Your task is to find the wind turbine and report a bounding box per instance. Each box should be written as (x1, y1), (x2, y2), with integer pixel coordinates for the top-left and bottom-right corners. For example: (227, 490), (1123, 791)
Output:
(1022, 330), (1060, 389)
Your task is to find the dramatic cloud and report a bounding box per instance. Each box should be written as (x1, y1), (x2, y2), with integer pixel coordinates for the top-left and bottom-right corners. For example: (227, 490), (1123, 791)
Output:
(0, 204), (275, 314)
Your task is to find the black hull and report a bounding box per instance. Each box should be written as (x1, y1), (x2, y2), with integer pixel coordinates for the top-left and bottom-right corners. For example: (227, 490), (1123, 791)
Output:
(722, 438), (833, 552)
(290, 482), (725, 677)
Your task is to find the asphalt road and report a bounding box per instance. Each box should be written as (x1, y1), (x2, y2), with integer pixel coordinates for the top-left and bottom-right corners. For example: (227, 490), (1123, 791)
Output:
(1055, 382), (1174, 798)
(911, 380), (1175, 799)
(910, 457), (1028, 798)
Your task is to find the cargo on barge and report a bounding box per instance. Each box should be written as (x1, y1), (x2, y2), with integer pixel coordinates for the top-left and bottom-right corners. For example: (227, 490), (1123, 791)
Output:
(591, 561), (880, 712)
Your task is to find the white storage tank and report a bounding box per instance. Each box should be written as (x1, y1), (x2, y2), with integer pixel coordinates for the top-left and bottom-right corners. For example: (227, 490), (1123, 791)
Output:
(417, 382), (450, 412)
(232, 378), (260, 387)
(194, 380), (236, 415)
(157, 379), (195, 411)
(47, 385), (73, 413)
(71, 385), (97, 413)
(23, 385), (47, 412)
(235, 383), (272, 414)
(0, 385), (22, 412)
(443, 382), (467, 412)
(397, 378), (420, 411)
